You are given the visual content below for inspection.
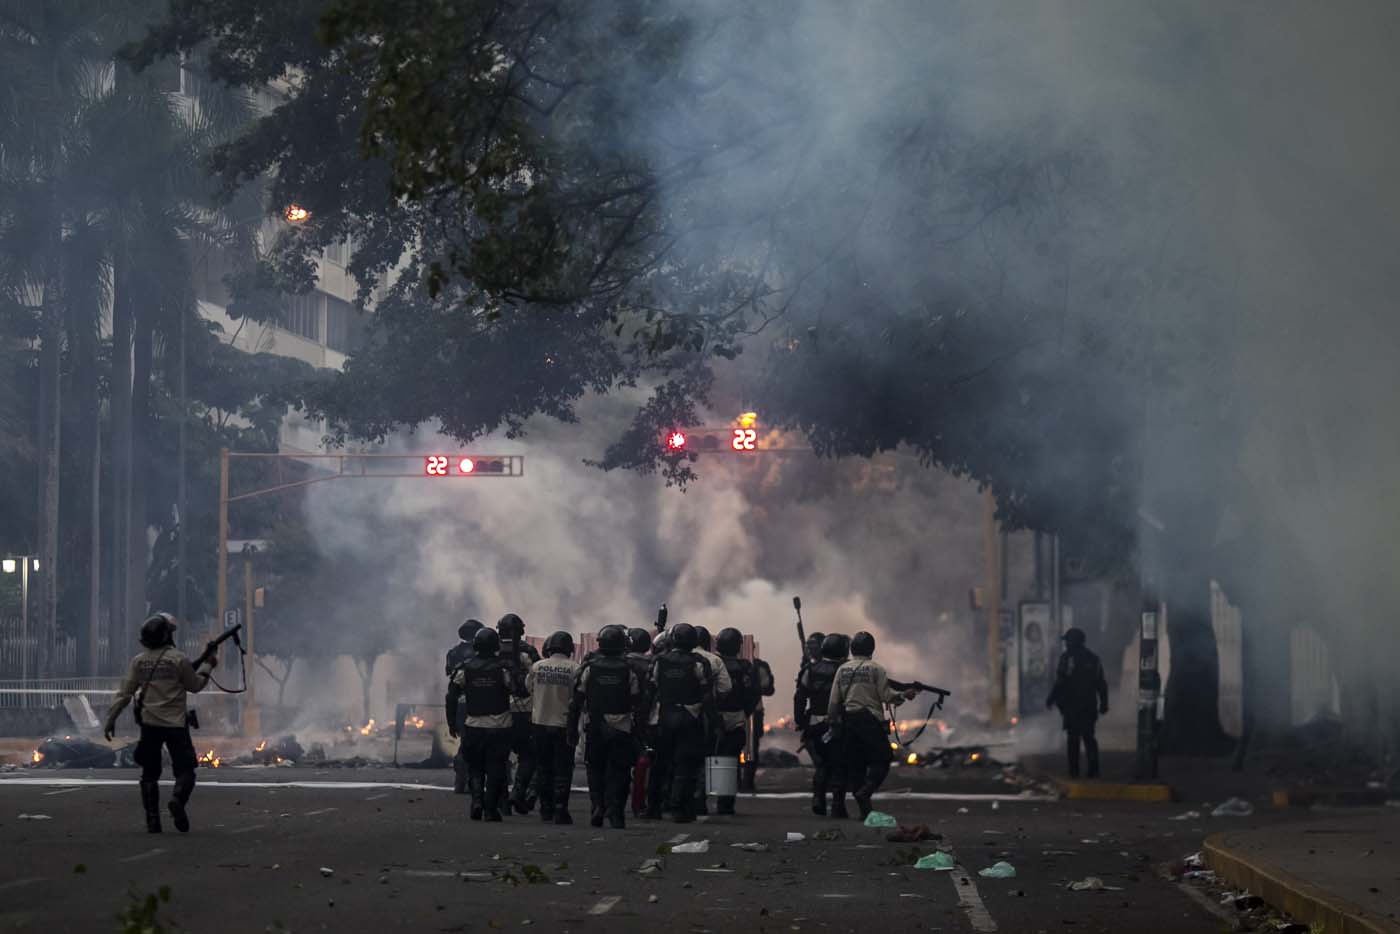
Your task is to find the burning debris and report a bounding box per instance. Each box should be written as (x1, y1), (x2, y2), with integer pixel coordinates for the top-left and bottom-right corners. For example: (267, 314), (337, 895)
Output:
(198, 749), (222, 768)
(30, 736), (116, 769)
(31, 749), (42, 765)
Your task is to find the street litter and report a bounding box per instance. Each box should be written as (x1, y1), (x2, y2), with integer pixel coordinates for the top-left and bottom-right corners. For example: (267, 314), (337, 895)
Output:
(1067, 876), (1122, 891)
(636, 859), (664, 875)
(785, 832), (806, 843)
(956, 807), (969, 814)
(863, 811), (897, 828)
(1212, 797), (1254, 817)
(813, 828), (845, 842)
(991, 801), (1000, 810)
(671, 841), (710, 854)
(461, 872), (493, 882)
(887, 824), (940, 843)
(319, 867), (334, 877)
(648, 894), (659, 903)
(696, 868), (735, 874)
(1169, 810), (1202, 821)
(731, 842), (770, 852)
(978, 861), (1017, 879)
(914, 852), (957, 871)
(17, 813), (52, 820)
(1223, 893), (1264, 911)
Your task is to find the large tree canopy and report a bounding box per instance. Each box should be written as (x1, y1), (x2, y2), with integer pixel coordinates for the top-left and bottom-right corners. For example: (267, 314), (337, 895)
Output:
(131, 0), (1220, 571)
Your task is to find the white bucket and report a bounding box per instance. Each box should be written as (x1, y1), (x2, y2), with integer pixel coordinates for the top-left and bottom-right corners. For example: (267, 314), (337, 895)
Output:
(705, 756), (739, 797)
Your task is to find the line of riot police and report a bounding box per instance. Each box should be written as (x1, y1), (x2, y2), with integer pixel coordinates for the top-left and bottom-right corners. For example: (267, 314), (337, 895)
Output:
(443, 612), (775, 826)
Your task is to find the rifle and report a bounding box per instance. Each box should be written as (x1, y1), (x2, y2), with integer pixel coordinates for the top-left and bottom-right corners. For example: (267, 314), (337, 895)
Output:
(654, 603), (668, 633)
(888, 680), (952, 710)
(194, 624), (242, 669)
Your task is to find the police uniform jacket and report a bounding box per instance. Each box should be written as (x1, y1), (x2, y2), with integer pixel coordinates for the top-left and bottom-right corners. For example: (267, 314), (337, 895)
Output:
(527, 654), (580, 728)
(105, 648), (212, 730)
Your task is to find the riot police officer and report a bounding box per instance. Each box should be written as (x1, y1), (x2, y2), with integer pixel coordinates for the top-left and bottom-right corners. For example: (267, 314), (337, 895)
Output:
(103, 613), (218, 833)
(794, 633), (846, 816)
(446, 619), (484, 676)
(447, 628), (519, 821)
(1046, 627), (1109, 778)
(829, 631), (914, 819)
(646, 623), (716, 823)
(570, 625), (641, 829)
(445, 618), (484, 793)
(527, 631), (580, 823)
(625, 628), (657, 815)
(713, 627), (758, 815)
(496, 613), (539, 814)
(742, 651), (775, 792)
(689, 625), (731, 816)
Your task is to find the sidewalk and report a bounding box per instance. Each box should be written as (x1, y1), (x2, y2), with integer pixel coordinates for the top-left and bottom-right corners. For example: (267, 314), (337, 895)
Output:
(1022, 749), (1276, 803)
(1205, 811), (1400, 934)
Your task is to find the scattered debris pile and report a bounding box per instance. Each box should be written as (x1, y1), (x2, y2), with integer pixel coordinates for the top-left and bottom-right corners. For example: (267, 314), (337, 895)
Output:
(30, 735), (116, 769)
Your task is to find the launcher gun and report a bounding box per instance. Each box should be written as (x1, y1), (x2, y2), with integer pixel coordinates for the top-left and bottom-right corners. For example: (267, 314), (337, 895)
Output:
(888, 680), (951, 709)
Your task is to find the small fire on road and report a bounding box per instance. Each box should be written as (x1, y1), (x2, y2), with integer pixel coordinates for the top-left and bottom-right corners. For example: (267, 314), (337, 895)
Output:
(198, 749), (222, 768)
(31, 749), (43, 765)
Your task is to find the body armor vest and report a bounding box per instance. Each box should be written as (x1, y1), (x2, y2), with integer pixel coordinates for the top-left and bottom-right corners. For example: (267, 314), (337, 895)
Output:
(462, 657), (510, 717)
(655, 652), (703, 706)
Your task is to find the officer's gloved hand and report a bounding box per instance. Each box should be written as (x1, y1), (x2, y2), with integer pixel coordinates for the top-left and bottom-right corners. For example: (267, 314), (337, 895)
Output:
(447, 723), (459, 739)
(103, 722), (115, 742)
(1099, 702), (1109, 716)
(566, 729), (579, 749)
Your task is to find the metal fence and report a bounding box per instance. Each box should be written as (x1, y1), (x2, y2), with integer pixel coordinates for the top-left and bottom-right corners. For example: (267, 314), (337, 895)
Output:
(0, 677), (120, 710)
(0, 613), (115, 679)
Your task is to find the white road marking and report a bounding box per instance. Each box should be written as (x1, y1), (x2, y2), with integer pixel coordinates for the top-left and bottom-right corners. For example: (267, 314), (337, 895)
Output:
(120, 848), (166, 863)
(42, 787), (82, 796)
(0, 777), (1054, 802)
(951, 865), (997, 933)
(364, 793), (389, 801)
(667, 833), (690, 845)
(304, 807), (338, 816)
(588, 895), (621, 915)
(399, 870), (460, 878)
(0, 877), (47, 891)
(230, 823), (267, 835)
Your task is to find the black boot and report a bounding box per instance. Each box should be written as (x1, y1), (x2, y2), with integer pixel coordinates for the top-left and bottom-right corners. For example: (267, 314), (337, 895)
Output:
(538, 782), (555, 823)
(853, 787), (874, 819)
(811, 766), (828, 815)
(140, 781), (162, 834)
(167, 772), (194, 833)
(830, 790), (850, 820)
(554, 784), (574, 824)
(469, 773), (485, 821)
(589, 788), (605, 828)
(1085, 736), (1100, 779)
(716, 795), (736, 816)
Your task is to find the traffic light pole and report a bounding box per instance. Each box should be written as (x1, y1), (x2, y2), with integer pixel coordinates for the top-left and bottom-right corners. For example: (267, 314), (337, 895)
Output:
(213, 450), (524, 735)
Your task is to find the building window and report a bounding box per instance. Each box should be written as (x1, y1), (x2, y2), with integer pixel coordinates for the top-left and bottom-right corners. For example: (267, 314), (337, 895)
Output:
(282, 293), (321, 342)
(326, 297), (354, 353)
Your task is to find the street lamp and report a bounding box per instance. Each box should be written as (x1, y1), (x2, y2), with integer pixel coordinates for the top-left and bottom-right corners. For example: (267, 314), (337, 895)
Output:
(3, 555), (33, 681)
(283, 203), (311, 224)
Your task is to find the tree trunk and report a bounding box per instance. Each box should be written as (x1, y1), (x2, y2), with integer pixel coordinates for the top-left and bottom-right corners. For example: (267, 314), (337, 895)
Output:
(109, 273), (132, 652)
(36, 297), (62, 679)
(127, 307), (153, 628)
(1160, 577), (1235, 757)
(354, 656), (377, 723)
(71, 304), (102, 676)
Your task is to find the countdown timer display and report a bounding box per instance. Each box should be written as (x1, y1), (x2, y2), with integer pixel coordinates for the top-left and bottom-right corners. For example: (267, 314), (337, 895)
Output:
(422, 455), (518, 476)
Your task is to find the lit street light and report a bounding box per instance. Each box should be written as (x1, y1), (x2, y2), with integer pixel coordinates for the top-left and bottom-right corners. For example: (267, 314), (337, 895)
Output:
(3, 555), (35, 680)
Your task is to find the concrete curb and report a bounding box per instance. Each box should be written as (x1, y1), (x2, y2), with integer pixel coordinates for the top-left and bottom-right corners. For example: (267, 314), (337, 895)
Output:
(1203, 831), (1400, 934)
(1054, 778), (1173, 802)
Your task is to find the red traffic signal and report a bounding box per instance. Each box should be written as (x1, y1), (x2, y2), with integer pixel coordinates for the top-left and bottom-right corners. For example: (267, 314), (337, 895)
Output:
(666, 431), (688, 451)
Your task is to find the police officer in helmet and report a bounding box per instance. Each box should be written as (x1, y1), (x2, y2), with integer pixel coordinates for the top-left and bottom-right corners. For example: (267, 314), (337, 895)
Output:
(445, 618), (484, 793)
(1046, 627), (1109, 778)
(447, 627), (521, 821)
(712, 627), (759, 815)
(646, 623), (717, 823)
(527, 632), (580, 823)
(688, 625), (731, 816)
(794, 633), (846, 816)
(829, 630), (915, 819)
(103, 613), (218, 833)
(496, 613), (539, 814)
(569, 625), (642, 828)
(625, 627), (657, 816)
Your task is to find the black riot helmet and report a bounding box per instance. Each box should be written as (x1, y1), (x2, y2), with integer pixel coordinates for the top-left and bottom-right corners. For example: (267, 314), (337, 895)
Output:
(473, 627), (502, 657)
(670, 623), (698, 652)
(497, 613), (525, 640)
(716, 627), (743, 657)
(850, 630), (876, 658)
(651, 633), (670, 655)
(693, 625), (712, 652)
(1062, 627), (1087, 647)
(806, 631), (826, 659)
(627, 627), (652, 654)
(597, 624), (627, 656)
(458, 618), (484, 641)
(544, 631), (575, 657)
(820, 633), (847, 661)
(139, 612), (177, 649)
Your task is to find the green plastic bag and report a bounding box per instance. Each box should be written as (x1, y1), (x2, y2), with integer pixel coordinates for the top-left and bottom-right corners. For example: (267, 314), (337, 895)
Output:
(863, 810), (897, 828)
(914, 852), (956, 871)
(978, 861), (1016, 879)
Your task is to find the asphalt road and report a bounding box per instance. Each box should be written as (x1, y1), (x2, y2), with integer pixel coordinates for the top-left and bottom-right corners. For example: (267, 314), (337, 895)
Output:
(0, 767), (1236, 934)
